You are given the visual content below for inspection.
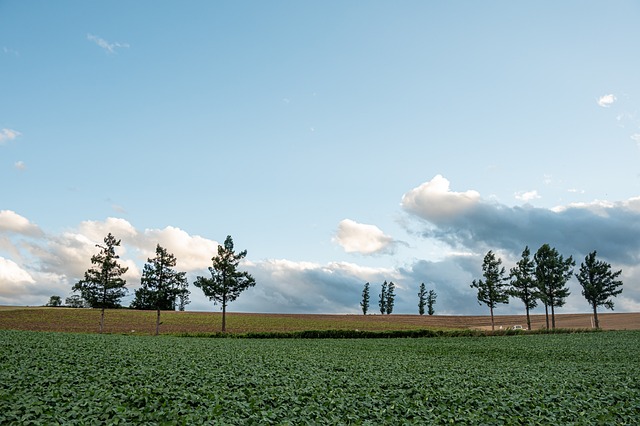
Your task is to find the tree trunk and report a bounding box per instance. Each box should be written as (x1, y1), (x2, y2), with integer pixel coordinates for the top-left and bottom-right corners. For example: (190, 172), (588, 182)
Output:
(100, 308), (105, 334)
(525, 306), (531, 331)
(221, 293), (227, 333)
(592, 303), (600, 329)
(551, 304), (556, 329)
(155, 308), (161, 336)
(490, 306), (495, 331)
(544, 303), (549, 329)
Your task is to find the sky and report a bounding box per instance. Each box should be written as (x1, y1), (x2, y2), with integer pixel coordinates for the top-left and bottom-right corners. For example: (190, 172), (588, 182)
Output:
(2, 1), (640, 316)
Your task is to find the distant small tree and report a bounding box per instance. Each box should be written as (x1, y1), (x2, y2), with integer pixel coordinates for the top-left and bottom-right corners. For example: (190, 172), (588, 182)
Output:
(360, 282), (370, 315)
(72, 233), (128, 333)
(576, 251), (623, 329)
(427, 289), (437, 316)
(378, 281), (387, 314)
(131, 244), (190, 335)
(45, 295), (62, 307)
(471, 250), (509, 331)
(418, 283), (427, 315)
(509, 246), (538, 330)
(534, 244), (574, 329)
(385, 281), (395, 315)
(194, 236), (256, 332)
(65, 295), (87, 308)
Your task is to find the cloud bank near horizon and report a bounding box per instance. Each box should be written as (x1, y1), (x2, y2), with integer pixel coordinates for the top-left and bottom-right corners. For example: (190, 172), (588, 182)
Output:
(1, 173), (639, 315)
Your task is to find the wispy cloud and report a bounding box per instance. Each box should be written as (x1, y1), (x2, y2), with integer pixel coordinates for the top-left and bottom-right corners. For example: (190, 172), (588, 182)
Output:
(0, 128), (21, 144)
(87, 34), (130, 54)
(597, 94), (616, 108)
(2, 47), (19, 56)
(14, 161), (26, 171)
(631, 134), (640, 146)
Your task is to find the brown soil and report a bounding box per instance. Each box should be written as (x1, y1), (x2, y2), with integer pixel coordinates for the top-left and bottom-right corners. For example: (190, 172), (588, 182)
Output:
(1, 307), (639, 334)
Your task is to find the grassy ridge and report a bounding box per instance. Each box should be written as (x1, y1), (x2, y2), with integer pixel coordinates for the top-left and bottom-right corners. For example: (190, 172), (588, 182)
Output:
(1, 329), (639, 424)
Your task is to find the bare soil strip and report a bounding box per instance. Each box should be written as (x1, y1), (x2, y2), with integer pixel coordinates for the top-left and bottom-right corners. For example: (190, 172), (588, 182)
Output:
(1, 307), (639, 334)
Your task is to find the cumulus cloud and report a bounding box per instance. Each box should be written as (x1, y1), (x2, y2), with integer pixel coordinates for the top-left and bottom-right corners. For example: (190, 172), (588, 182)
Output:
(401, 175), (480, 224)
(402, 177), (640, 265)
(0, 216), (219, 307)
(333, 219), (396, 255)
(0, 210), (43, 237)
(515, 190), (541, 202)
(14, 161), (26, 171)
(87, 34), (130, 53)
(597, 94), (616, 108)
(0, 128), (21, 144)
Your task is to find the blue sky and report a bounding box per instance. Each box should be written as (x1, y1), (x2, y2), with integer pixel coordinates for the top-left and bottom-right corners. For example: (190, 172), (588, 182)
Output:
(2, 1), (640, 316)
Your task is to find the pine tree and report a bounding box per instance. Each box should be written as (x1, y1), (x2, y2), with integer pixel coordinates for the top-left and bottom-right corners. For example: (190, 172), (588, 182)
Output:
(418, 283), (427, 315)
(378, 281), (387, 314)
(132, 244), (190, 335)
(360, 282), (370, 315)
(72, 233), (128, 333)
(471, 250), (509, 331)
(427, 289), (437, 316)
(509, 246), (538, 330)
(576, 251), (623, 329)
(385, 281), (395, 315)
(534, 244), (574, 329)
(194, 236), (256, 332)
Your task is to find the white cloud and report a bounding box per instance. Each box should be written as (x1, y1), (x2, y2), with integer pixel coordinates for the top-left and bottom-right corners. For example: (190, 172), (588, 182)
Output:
(0, 128), (21, 144)
(597, 94), (616, 108)
(333, 219), (395, 255)
(0, 210), (43, 237)
(401, 175), (480, 224)
(631, 134), (640, 145)
(87, 34), (130, 54)
(140, 226), (219, 271)
(14, 161), (26, 171)
(515, 190), (541, 202)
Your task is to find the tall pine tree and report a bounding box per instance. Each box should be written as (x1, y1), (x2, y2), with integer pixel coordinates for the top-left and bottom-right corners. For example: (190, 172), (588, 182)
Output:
(131, 244), (190, 335)
(576, 251), (623, 329)
(378, 281), (387, 314)
(385, 281), (395, 314)
(360, 282), (370, 315)
(418, 283), (427, 315)
(471, 250), (509, 331)
(534, 244), (574, 329)
(509, 246), (538, 330)
(72, 233), (128, 333)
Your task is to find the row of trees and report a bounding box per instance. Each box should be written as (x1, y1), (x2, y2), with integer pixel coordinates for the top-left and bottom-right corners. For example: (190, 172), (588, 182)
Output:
(360, 281), (437, 316)
(71, 233), (255, 334)
(472, 244), (623, 330)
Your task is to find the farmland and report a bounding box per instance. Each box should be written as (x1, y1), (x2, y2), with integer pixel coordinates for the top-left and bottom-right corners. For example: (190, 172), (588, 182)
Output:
(1, 330), (639, 424)
(1, 307), (640, 335)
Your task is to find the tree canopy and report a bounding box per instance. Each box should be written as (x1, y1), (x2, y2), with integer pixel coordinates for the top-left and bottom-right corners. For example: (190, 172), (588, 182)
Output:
(534, 244), (574, 329)
(131, 244), (190, 335)
(471, 250), (509, 331)
(72, 233), (128, 333)
(509, 246), (538, 330)
(576, 251), (623, 329)
(194, 236), (256, 332)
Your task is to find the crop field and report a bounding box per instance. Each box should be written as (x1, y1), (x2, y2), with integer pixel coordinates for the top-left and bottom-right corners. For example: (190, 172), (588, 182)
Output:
(1, 307), (640, 335)
(1, 330), (639, 424)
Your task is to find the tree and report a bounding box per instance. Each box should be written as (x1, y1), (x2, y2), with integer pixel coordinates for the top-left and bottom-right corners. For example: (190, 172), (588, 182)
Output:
(72, 233), (128, 333)
(418, 283), (427, 315)
(534, 244), (574, 330)
(576, 251), (623, 329)
(470, 250), (509, 331)
(65, 295), (87, 308)
(45, 295), (62, 307)
(509, 246), (538, 330)
(360, 282), (370, 315)
(378, 281), (387, 314)
(131, 244), (190, 335)
(194, 236), (256, 332)
(427, 289), (437, 316)
(385, 281), (395, 314)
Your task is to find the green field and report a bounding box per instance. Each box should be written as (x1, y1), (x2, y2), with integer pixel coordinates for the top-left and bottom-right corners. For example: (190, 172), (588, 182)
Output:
(1, 330), (639, 424)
